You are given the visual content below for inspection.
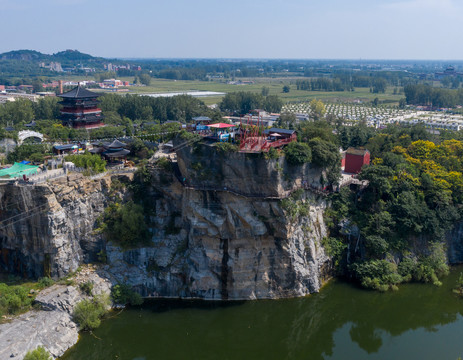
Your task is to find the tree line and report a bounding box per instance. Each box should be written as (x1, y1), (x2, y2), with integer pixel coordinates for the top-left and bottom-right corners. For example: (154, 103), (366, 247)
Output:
(404, 84), (463, 108)
(219, 92), (283, 115)
(296, 76), (387, 93)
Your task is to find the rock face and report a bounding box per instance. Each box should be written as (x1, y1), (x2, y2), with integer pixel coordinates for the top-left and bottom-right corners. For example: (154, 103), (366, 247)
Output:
(107, 186), (330, 299)
(176, 142), (325, 198)
(106, 148), (332, 300)
(0, 269), (112, 359)
(0, 173), (131, 279)
(446, 222), (463, 264)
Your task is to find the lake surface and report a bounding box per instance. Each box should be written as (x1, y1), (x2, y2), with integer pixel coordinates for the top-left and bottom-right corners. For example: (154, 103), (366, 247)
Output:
(61, 268), (463, 360)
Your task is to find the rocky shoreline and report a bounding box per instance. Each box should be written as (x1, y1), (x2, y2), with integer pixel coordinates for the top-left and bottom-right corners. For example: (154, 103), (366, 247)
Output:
(0, 267), (113, 359)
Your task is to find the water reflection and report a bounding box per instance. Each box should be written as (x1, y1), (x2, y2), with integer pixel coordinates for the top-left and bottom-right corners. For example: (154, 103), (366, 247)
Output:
(62, 269), (463, 360)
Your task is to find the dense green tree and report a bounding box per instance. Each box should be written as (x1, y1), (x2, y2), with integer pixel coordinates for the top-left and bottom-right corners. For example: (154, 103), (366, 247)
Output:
(284, 141), (312, 165)
(138, 73), (152, 86)
(263, 95), (283, 113)
(220, 92), (264, 115)
(309, 99), (326, 121)
(100, 201), (150, 249)
(276, 112), (296, 129)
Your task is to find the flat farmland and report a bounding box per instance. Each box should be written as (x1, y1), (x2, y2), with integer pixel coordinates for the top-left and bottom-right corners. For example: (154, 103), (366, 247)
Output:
(68, 75), (404, 105)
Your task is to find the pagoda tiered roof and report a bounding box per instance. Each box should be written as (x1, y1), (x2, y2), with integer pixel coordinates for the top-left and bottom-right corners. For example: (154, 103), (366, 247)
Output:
(58, 85), (101, 99)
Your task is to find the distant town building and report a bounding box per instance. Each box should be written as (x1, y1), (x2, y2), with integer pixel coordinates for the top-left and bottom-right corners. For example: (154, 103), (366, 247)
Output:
(99, 79), (129, 88)
(39, 62), (64, 72)
(58, 85), (104, 128)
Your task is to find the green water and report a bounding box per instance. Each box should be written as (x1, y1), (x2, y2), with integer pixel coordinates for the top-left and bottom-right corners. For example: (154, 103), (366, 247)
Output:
(62, 269), (463, 360)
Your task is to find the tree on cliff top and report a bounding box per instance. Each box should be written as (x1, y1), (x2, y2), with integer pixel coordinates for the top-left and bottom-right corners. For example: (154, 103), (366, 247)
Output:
(284, 142), (312, 165)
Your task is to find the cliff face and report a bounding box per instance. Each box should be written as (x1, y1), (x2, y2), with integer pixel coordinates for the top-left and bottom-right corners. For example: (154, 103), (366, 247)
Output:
(0, 173), (122, 278)
(107, 177), (330, 299)
(0, 151), (332, 300)
(106, 147), (332, 300)
(176, 142), (325, 198)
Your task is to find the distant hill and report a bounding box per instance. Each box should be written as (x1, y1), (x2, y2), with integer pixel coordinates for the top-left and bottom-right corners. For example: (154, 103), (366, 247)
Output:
(0, 50), (45, 61)
(0, 49), (105, 63)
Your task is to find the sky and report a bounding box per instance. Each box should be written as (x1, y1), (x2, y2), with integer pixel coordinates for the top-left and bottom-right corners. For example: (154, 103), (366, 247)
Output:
(0, 0), (461, 59)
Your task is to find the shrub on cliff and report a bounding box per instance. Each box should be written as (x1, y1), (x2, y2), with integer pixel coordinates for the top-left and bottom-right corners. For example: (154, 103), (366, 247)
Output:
(73, 294), (110, 331)
(24, 346), (52, 360)
(284, 142), (312, 165)
(0, 283), (33, 316)
(214, 142), (238, 153)
(23, 346), (52, 360)
(99, 201), (150, 249)
(111, 284), (143, 306)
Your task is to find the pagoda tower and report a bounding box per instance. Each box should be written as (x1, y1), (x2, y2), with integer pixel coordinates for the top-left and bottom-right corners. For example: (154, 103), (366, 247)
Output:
(58, 85), (104, 128)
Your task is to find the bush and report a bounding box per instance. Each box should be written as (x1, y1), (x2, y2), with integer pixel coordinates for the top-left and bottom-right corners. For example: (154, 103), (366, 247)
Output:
(23, 346), (52, 360)
(284, 142), (312, 165)
(73, 294), (110, 331)
(37, 277), (54, 289)
(111, 284), (143, 306)
(264, 146), (280, 160)
(7, 144), (50, 163)
(0, 283), (33, 316)
(79, 281), (94, 296)
(414, 243), (449, 286)
(156, 157), (171, 171)
(351, 260), (403, 291)
(214, 142), (238, 153)
(322, 237), (347, 269)
(364, 235), (389, 258)
(65, 152), (106, 174)
(100, 201), (150, 249)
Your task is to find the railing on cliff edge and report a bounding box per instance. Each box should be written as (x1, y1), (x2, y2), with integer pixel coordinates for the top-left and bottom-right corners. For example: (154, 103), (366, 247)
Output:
(11, 166), (138, 185)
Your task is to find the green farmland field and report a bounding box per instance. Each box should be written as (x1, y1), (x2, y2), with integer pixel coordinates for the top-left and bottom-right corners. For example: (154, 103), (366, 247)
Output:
(66, 75), (404, 106)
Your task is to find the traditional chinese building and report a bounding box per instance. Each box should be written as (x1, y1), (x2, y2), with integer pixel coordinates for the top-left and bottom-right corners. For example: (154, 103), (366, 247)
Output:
(90, 139), (130, 163)
(58, 85), (104, 128)
(344, 148), (370, 174)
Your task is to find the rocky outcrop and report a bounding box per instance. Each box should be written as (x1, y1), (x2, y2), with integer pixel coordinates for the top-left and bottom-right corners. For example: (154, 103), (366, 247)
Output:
(106, 186), (330, 299)
(0, 149), (332, 300)
(0, 173), (132, 279)
(176, 142), (325, 198)
(106, 148), (332, 300)
(0, 267), (113, 359)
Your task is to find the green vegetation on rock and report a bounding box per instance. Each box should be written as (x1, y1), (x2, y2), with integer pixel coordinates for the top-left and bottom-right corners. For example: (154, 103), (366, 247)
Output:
(23, 346), (52, 360)
(111, 284), (143, 306)
(72, 294), (110, 331)
(284, 142), (312, 165)
(0, 283), (33, 318)
(328, 125), (462, 290)
(98, 200), (150, 249)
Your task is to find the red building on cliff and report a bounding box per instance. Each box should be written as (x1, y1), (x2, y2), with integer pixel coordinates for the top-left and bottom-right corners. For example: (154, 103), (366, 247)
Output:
(58, 85), (104, 128)
(344, 148), (370, 174)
